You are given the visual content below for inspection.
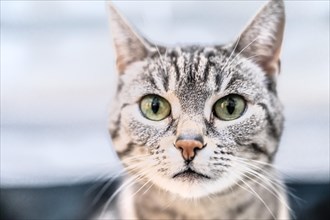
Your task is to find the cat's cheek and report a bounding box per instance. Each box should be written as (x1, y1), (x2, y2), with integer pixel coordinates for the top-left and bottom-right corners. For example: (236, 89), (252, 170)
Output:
(193, 145), (215, 167)
(121, 105), (171, 143)
(231, 106), (267, 142)
(193, 160), (215, 178)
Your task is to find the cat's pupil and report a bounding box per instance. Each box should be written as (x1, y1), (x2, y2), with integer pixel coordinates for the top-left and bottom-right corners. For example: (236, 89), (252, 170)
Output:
(151, 97), (160, 114)
(226, 98), (236, 114)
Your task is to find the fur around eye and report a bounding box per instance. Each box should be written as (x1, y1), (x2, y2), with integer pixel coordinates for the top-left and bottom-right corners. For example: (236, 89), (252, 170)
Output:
(213, 94), (246, 121)
(140, 95), (171, 121)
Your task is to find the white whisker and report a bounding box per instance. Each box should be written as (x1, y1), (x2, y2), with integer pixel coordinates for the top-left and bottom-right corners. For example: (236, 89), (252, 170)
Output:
(91, 162), (145, 206)
(231, 171), (277, 219)
(219, 35), (241, 76)
(129, 170), (157, 200)
(142, 181), (154, 195)
(100, 172), (142, 216)
(234, 162), (291, 212)
(227, 36), (259, 68)
(220, 36), (259, 92)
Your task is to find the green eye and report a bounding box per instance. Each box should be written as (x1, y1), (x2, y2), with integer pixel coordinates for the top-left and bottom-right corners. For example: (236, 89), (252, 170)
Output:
(140, 95), (171, 121)
(213, 95), (246, 121)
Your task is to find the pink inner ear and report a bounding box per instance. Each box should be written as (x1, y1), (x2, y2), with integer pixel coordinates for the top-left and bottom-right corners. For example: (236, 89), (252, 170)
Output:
(264, 48), (282, 76)
(115, 53), (126, 74)
(255, 45), (282, 76)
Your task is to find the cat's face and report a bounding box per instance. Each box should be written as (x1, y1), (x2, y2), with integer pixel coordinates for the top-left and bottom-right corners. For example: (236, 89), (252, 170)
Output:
(108, 0), (285, 199)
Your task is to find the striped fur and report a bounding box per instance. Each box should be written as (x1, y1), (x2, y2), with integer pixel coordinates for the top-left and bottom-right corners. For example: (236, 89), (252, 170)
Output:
(102, 0), (289, 219)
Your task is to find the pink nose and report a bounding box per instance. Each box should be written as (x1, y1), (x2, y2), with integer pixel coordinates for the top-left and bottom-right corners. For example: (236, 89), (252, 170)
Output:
(175, 138), (204, 161)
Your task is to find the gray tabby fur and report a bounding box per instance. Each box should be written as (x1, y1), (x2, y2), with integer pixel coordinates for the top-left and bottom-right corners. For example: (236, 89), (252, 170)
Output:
(99, 0), (290, 219)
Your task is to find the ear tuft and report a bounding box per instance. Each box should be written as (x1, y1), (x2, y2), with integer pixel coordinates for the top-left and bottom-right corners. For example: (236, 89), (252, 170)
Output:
(108, 3), (150, 73)
(236, 0), (285, 76)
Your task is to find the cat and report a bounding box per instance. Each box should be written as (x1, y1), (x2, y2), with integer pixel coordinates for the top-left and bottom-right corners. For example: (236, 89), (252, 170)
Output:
(100, 0), (290, 219)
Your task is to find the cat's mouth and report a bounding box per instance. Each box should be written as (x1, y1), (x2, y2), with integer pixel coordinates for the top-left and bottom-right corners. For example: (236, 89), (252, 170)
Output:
(172, 168), (211, 180)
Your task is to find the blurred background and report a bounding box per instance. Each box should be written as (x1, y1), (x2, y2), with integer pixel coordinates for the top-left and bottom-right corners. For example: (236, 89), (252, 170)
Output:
(1, 1), (329, 219)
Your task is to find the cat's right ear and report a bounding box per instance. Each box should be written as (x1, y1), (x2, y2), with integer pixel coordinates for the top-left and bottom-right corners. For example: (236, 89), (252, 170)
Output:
(235, 0), (285, 77)
(108, 3), (151, 74)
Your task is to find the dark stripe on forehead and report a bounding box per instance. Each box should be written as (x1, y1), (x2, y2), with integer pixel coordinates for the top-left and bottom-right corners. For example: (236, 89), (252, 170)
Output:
(204, 48), (215, 58)
(203, 59), (210, 82)
(152, 51), (170, 91)
(169, 51), (181, 82)
(215, 73), (222, 92)
(201, 50), (214, 82)
(194, 53), (201, 77)
(144, 69), (165, 92)
(160, 67), (169, 91)
(174, 58), (180, 82)
(223, 73), (245, 91)
(193, 49), (204, 79)
(146, 73), (157, 89)
(186, 53), (195, 82)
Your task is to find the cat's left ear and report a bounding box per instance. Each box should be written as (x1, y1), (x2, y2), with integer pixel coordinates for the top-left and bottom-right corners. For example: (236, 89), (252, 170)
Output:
(236, 0), (285, 76)
(108, 3), (152, 74)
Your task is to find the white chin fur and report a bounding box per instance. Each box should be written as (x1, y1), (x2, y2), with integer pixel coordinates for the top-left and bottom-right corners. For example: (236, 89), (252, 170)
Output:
(167, 180), (212, 199)
(149, 175), (236, 199)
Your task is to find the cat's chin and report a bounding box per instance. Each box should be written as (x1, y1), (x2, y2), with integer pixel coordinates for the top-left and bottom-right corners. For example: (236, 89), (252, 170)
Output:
(147, 171), (240, 199)
(151, 175), (233, 199)
(169, 180), (224, 199)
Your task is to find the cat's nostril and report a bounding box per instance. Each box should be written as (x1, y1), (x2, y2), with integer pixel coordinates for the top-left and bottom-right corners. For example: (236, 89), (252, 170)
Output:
(175, 135), (205, 161)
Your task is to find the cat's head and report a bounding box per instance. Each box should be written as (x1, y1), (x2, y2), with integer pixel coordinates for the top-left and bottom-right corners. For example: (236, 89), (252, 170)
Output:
(108, 0), (285, 199)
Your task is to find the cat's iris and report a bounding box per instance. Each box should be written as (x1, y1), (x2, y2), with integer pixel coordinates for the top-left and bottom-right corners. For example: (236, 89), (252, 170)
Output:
(213, 95), (246, 121)
(140, 95), (171, 121)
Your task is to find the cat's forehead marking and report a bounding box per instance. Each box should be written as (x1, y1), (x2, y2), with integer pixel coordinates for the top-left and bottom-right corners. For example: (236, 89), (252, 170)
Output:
(156, 46), (219, 114)
(166, 46), (216, 84)
(124, 47), (266, 112)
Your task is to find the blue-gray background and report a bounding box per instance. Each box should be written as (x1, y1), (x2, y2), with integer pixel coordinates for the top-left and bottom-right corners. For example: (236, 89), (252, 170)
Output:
(1, 1), (329, 186)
